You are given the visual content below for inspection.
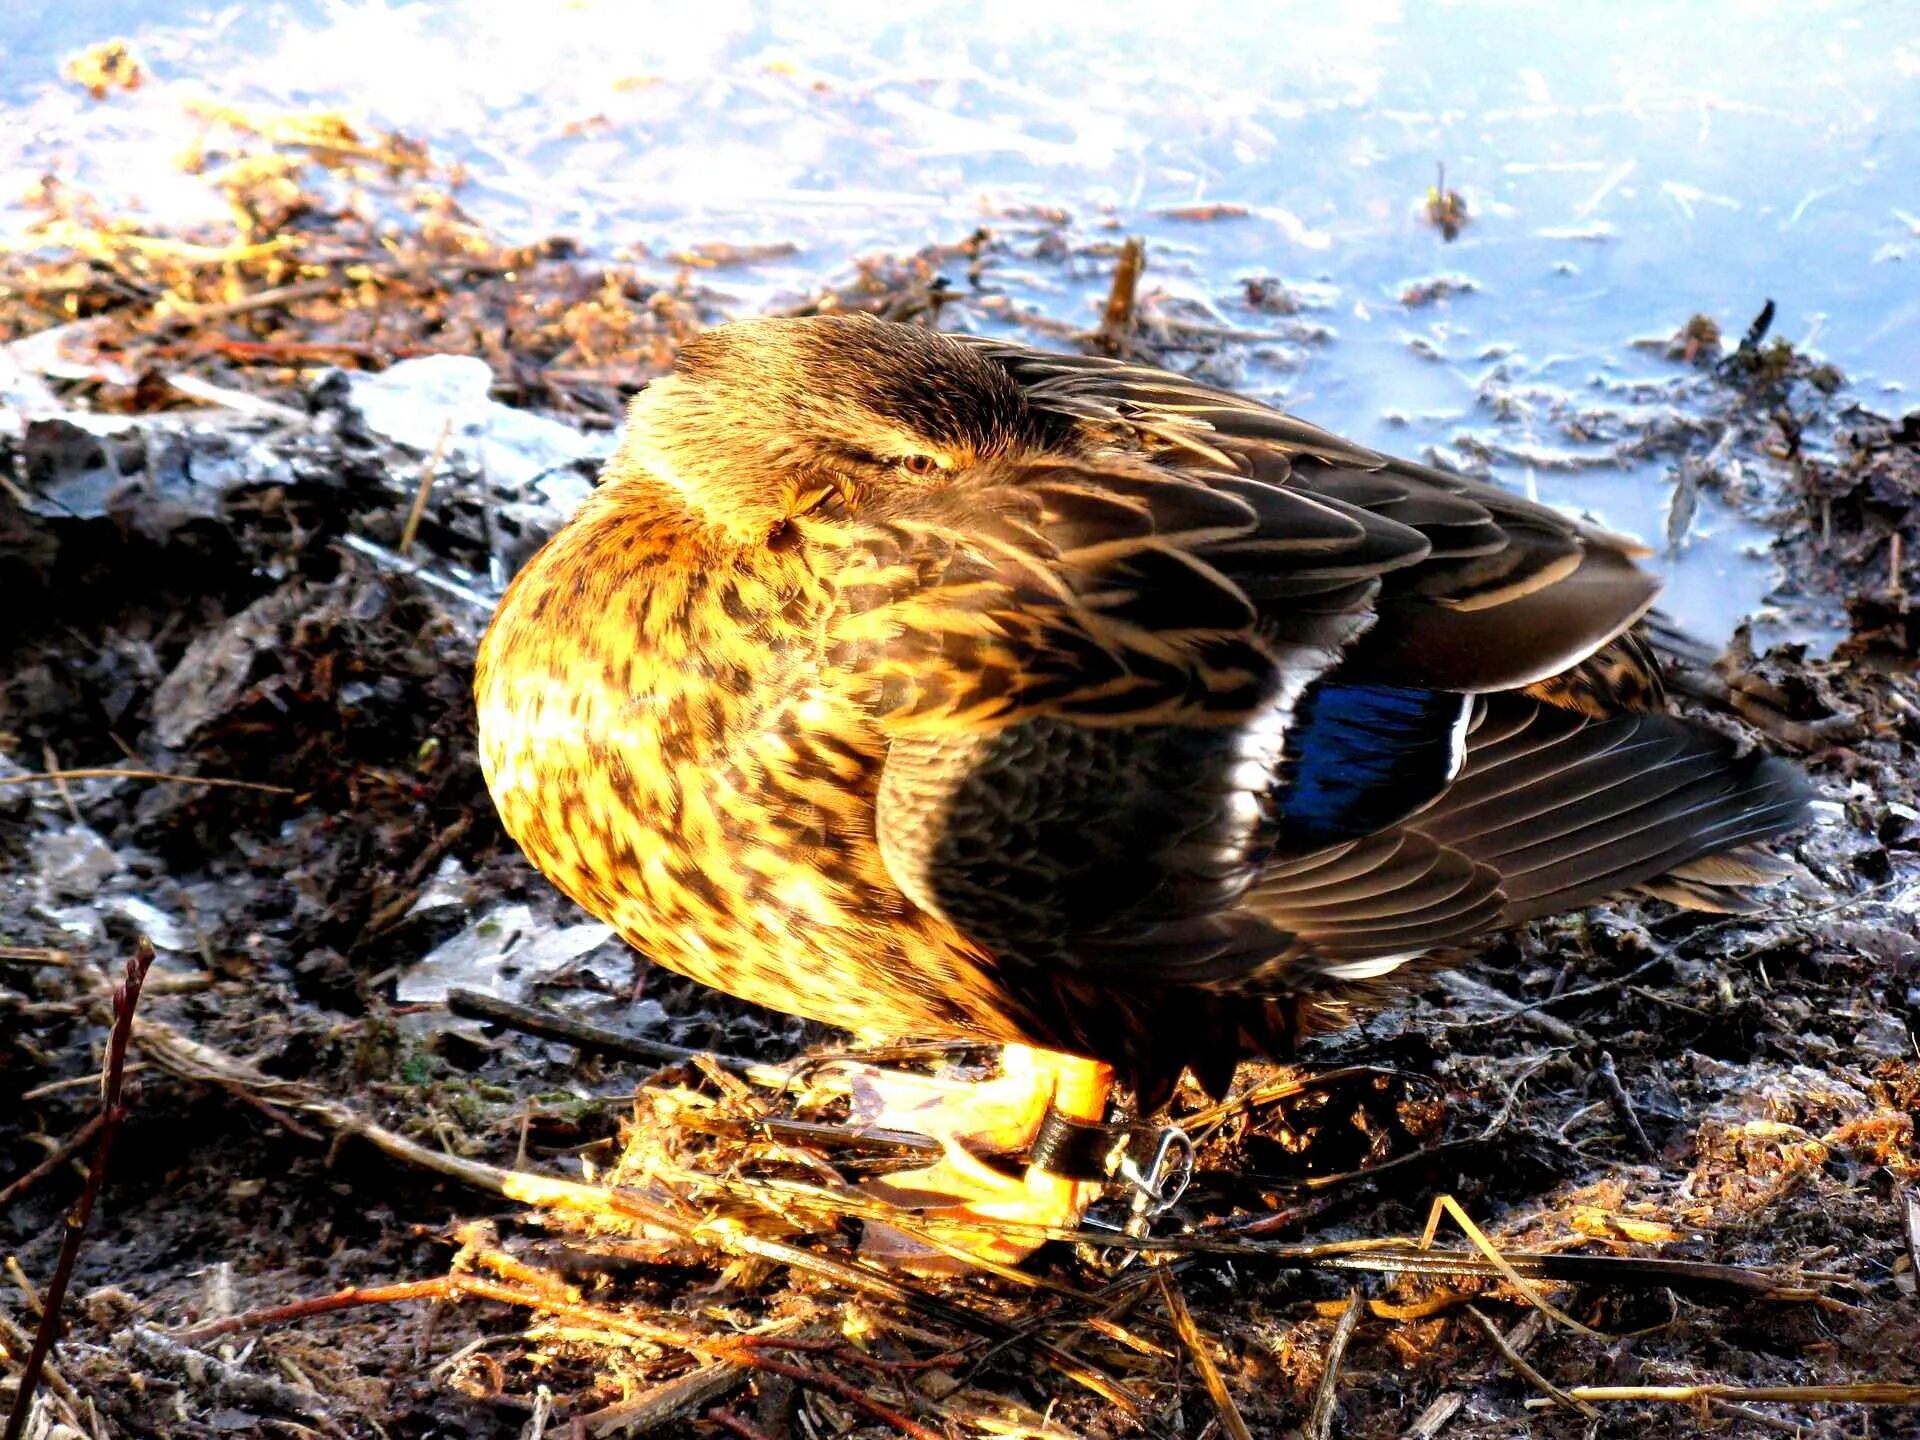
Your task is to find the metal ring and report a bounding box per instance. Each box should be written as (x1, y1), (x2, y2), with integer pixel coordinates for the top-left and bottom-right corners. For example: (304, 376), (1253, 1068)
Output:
(1118, 1124), (1194, 1235)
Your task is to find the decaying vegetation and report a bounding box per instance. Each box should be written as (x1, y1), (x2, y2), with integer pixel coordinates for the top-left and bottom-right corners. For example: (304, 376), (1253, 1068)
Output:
(3, 99), (1918, 1440)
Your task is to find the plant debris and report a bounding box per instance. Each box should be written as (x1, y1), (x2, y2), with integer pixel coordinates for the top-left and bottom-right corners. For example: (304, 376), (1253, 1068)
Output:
(1424, 163), (1469, 242)
(60, 40), (145, 101)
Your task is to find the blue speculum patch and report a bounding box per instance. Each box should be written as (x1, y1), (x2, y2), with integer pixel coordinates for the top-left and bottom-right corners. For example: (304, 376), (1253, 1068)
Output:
(1272, 683), (1468, 849)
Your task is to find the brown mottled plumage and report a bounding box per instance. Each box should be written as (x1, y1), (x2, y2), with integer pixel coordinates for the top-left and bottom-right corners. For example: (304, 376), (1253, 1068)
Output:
(474, 315), (1811, 1113)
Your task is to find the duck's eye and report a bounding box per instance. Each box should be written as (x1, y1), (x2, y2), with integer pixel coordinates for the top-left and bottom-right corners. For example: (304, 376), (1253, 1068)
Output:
(895, 453), (944, 477)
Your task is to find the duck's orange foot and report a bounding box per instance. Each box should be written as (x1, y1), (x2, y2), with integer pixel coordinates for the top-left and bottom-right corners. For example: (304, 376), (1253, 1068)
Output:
(838, 1045), (1114, 1271)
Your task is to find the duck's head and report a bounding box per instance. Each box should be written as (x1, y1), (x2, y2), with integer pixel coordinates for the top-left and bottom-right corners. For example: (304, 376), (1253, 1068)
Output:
(604, 315), (1069, 542)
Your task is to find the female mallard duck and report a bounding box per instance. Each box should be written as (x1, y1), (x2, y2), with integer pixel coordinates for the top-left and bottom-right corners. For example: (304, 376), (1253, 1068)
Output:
(474, 314), (1810, 1257)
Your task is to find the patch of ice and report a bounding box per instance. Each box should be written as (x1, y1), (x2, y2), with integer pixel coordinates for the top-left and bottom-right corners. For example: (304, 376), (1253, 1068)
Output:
(395, 902), (616, 1004)
(37, 904), (105, 945)
(37, 824), (125, 900)
(342, 355), (614, 494)
(406, 855), (473, 916)
(100, 894), (196, 953)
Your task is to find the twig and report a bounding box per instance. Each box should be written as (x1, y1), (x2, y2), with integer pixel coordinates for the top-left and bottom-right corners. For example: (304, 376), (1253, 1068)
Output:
(1721, 688), (1862, 752)
(175, 1279), (455, 1343)
(670, 1108), (942, 1159)
(1718, 877), (1908, 964)
(445, 987), (782, 1083)
(1155, 1266), (1253, 1440)
(0, 1114), (106, 1209)
(0, 768), (293, 796)
(160, 275), (349, 325)
(1398, 1392), (1464, 1438)
(1462, 1306), (1598, 1418)
(21, 1065), (146, 1102)
(1592, 1050), (1657, 1160)
(1443, 955), (1667, 1031)
(1709, 1399), (1813, 1435)
(578, 1366), (749, 1436)
(1433, 971), (1593, 1046)
(728, 1355), (945, 1440)
(706, 1408), (780, 1440)
(3, 936), (154, 1440)
(0, 1309), (79, 1415)
(163, 373), (309, 424)
(1179, 1065), (1423, 1135)
(1305, 1288), (1364, 1440)
(1903, 1189), (1920, 1294)
(119, 1326), (336, 1428)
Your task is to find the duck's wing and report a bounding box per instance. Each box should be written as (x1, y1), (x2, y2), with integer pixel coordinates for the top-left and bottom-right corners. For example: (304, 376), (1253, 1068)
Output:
(832, 450), (1429, 979)
(828, 439), (1781, 1002)
(963, 338), (1664, 693)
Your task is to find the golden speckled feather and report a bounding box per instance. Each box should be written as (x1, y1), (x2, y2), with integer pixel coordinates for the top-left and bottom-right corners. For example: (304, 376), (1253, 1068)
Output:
(475, 314), (1811, 1102)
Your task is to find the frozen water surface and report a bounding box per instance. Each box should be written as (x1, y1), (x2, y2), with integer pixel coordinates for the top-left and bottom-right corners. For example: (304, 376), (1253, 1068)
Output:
(3, 0), (1915, 640)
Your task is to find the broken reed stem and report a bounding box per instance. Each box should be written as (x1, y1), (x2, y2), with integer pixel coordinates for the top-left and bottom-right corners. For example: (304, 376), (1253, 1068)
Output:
(398, 417), (454, 557)
(1155, 1264), (1254, 1440)
(1305, 1288), (1365, 1440)
(1097, 236), (1145, 348)
(36, 744), (81, 824)
(1417, 1194), (1603, 1338)
(0, 947), (72, 965)
(3, 937), (154, 1440)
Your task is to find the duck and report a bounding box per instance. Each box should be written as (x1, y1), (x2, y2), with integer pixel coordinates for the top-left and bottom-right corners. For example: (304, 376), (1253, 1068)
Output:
(473, 313), (1811, 1260)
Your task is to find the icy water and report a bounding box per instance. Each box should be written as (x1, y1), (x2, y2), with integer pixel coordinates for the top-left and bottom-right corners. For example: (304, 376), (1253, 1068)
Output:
(3, 0), (1916, 639)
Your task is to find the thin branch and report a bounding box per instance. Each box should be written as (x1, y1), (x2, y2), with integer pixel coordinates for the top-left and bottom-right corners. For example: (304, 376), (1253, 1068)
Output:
(0, 769), (292, 796)
(174, 1279), (455, 1344)
(730, 1353), (946, 1440)
(4, 937), (154, 1440)
(0, 1115), (105, 1210)
(1463, 1306), (1598, 1419)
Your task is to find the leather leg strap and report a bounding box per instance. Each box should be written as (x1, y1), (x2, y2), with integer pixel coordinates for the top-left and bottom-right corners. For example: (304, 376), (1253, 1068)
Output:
(1026, 1103), (1122, 1180)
